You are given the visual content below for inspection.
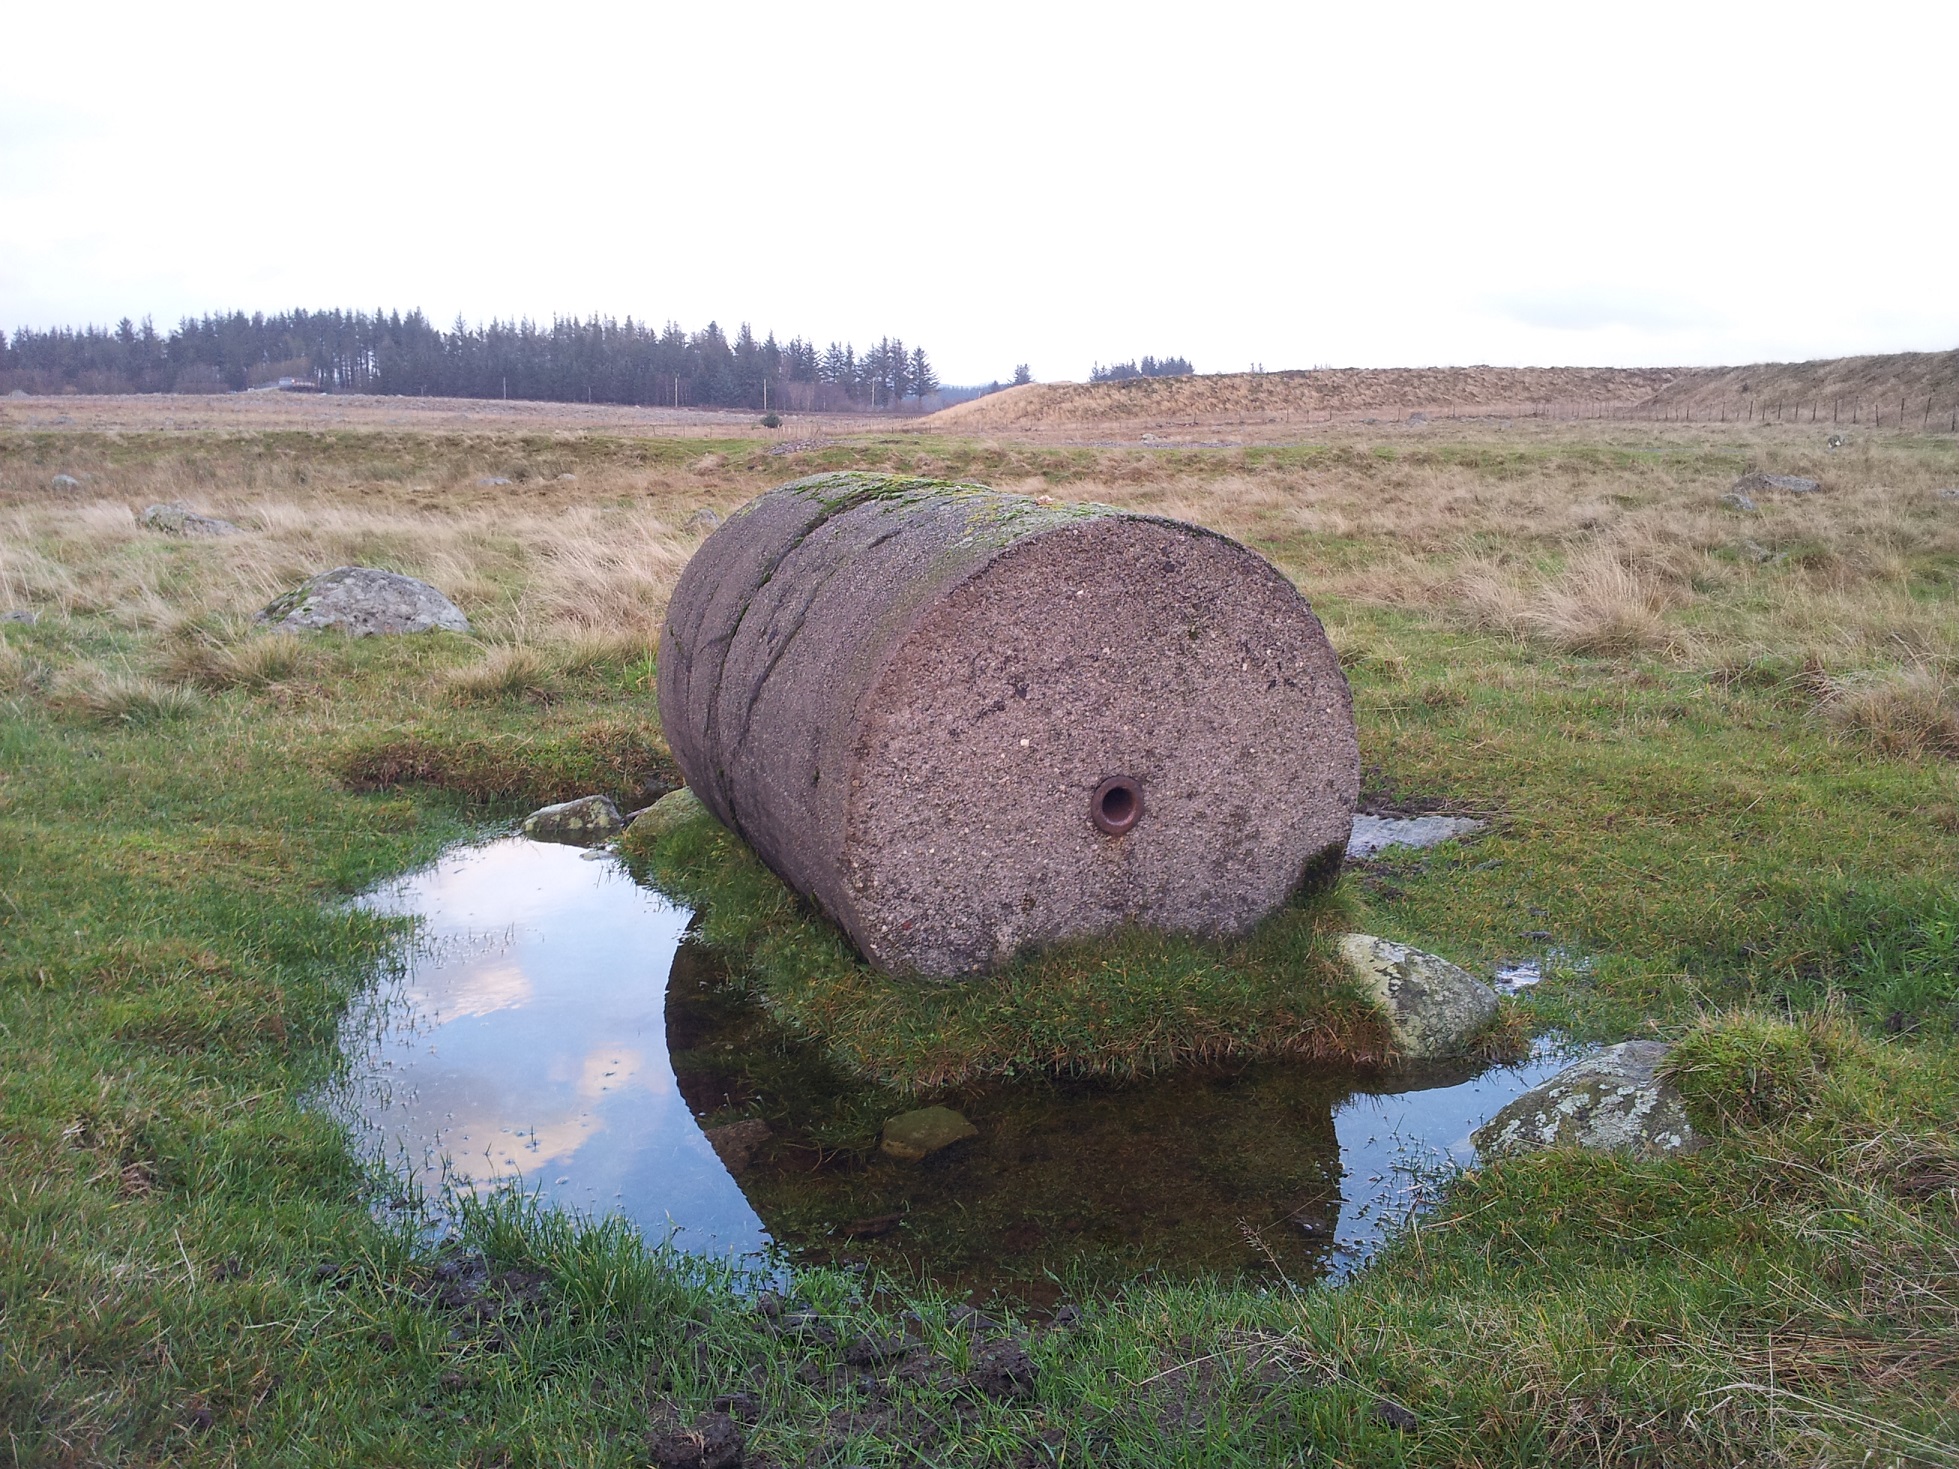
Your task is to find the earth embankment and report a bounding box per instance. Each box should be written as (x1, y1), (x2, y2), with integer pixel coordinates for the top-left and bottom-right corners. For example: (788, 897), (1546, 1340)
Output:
(929, 351), (1959, 437)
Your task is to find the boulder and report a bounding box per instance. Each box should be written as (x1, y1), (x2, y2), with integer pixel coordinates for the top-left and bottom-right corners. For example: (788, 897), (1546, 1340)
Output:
(689, 507), (722, 530)
(1, 609), (36, 625)
(1718, 491), (1757, 513)
(659, 473), (1357, 977)
(1472, 1040), (1700, 1159)
(50, 474), (80, 491)
(1937, 488), (1959, 502)
(702, 1118), (772, 1175)
(142, 502), (241, 538)
(880, 1105), (978, 1162)
(1336, 934), (1500, 1059)
(1732, 472), (1820, 495)
(476, 476), (512, 487)
(556, 473), (577, 482)
(522, 795), (624, 846)
(625, 786), (708, 842)
(255, 566), (470, 636)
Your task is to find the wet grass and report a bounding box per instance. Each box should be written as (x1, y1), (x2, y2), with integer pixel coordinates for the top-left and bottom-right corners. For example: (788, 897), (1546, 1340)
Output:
(626, 811), (1391, 1092)
(1, 414), (1956, 1462)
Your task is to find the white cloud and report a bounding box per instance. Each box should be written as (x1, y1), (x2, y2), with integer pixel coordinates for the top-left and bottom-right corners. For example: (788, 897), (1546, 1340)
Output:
(4, 0), (1955, 382)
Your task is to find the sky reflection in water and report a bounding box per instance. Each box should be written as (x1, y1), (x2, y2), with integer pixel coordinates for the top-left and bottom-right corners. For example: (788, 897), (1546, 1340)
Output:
(334, 837), (1577, 1289)
(336, 837), (769, 1260)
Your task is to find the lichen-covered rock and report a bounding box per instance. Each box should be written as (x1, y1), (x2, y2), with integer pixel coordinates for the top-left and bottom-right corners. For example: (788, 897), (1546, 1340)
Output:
(1718, 491), (1757, 512)
(627, 786), (709, 841)
(880, 1105), (978, 1162)
(660, 473), (1357, 977)
(1346, 815), (1486, 859)
(522, 795), (624, 846)
(1472, 1040), (1700, 1159)
(142, 502), (241, 537)
(1337, 934), (1500, 1059)
(1732, 471), (1820, 495)
(255, 566), (470, 636)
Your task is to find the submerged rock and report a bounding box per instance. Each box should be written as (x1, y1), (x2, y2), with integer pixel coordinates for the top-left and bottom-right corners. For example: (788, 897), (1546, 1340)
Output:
(255, 566), (470, 636)
(1472, 1040), (1700, 1159)
(1732, 471), (1820, 495)
(142, 502), (241, 537)
(522, 795), (624, 846)
(702, 1118), (772, 1175)
(880, 1106), (978, 1162)
(1337, 934), (1500, 1060)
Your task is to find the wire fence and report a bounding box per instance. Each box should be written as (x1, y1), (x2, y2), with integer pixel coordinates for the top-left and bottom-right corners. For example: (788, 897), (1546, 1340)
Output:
(1397, 395), (1959, 432)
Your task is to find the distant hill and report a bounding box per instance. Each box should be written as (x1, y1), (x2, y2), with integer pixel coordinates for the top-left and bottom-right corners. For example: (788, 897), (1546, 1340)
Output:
(926, 352), (1959, 433)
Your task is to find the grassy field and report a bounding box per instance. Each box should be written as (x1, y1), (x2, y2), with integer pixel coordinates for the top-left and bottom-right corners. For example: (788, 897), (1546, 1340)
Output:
(2, 398), (1956, 1464)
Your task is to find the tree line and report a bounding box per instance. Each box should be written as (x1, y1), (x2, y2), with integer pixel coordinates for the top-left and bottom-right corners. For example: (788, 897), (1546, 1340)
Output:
(1089, 355), (1193, 382)
(0, 310), (949, 412)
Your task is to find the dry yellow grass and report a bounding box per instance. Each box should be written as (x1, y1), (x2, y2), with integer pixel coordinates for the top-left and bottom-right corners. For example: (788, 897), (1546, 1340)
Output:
(4, 395), (1956, 767)
(931, 351), (1959, 440)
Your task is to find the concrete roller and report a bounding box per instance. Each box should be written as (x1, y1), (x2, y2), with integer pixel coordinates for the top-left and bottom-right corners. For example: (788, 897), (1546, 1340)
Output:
(657, 473), (1357, 977)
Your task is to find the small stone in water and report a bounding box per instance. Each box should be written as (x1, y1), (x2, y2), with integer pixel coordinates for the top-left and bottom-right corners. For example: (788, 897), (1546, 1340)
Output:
(521, 795), (624, 846)
(702, 1118), (772, 1175)
(880, 1106), (978, 1162)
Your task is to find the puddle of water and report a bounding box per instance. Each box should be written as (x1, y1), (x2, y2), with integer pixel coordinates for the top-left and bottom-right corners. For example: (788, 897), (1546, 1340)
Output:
(331, 838), (1581, 1301)
(327, 838), (770, 1260)
(1347, 814), (1487, 859)
(1494, 947), (1593, 995)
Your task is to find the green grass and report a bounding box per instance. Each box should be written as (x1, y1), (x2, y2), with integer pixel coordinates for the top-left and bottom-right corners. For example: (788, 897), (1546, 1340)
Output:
(623, 810), (1393, 1093)
(2, 420), (1956, 1463)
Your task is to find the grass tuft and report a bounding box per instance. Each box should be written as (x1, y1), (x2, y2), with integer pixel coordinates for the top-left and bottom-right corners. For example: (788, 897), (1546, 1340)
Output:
(339, 719), (677, 809)
(48, 666), (203, 725)
(1663, 1010), (1844, 1130)
(0, 635), (32, 694)
(1812, 662), (1959, 758)
(437, 644), (557, 704)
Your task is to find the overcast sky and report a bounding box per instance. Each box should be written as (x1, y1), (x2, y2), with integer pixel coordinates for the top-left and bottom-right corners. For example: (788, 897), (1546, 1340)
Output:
(5, 1), (1955, 384)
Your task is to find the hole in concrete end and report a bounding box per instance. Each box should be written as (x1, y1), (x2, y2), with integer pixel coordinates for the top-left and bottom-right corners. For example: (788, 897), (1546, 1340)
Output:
(1091, 776), (1142, 836)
